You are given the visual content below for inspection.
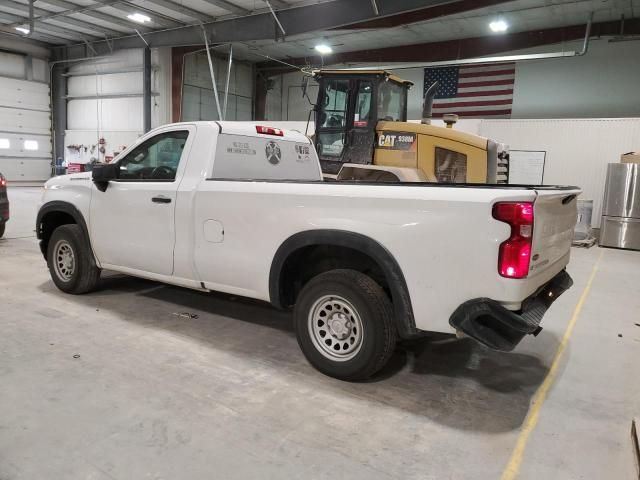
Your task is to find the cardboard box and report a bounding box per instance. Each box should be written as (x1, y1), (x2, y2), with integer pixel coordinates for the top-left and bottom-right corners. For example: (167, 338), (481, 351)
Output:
(621, 152), (640, 163)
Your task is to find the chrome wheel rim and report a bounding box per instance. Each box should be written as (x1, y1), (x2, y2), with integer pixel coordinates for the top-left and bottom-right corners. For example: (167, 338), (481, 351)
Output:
(308, 295), (363, 361)
(53, 239), (75, 282)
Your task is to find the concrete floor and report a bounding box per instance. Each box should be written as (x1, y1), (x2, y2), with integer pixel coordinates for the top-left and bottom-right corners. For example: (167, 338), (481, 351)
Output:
(1, 186), (639, 480)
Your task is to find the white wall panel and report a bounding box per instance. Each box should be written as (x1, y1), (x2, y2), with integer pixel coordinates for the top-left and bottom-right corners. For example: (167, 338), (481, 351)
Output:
(236, 96), (253, 121)
(32, 58), (47, 82)
(0, 77), (49, 111)
(235, 62), (253, 98)
(511, 39), (640, 119)
(68, 49), (143, 75)
(68, 72), (143, 97)
(0, 109), (50, 136)
(0, 158), (51, 181)
(479, 118), (640, 228)
(0, 132), (51, 158)
(67, 98), (143, 131)
(0, 52), (25, 78)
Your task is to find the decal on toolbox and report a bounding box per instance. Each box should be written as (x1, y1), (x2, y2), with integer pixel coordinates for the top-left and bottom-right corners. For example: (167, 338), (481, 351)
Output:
(295, 144), (311, 163)
(265, 141), (282, 165)
(377, 131), (417, 151)
(227, 141), (257, 155)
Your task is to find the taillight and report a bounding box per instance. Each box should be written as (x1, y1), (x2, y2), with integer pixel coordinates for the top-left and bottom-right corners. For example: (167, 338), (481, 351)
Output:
(0, 178), (5, 187)
(256, 125), (284, 136)
(492, 202), (534, 279)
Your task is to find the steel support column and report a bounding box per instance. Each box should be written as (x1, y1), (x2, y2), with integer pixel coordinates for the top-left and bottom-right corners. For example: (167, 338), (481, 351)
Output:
(143, 47), (151, 133)
(51, 63), (67, 169)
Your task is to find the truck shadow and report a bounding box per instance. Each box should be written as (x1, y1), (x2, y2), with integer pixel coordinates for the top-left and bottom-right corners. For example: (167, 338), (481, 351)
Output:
(53, 273), (559, 433)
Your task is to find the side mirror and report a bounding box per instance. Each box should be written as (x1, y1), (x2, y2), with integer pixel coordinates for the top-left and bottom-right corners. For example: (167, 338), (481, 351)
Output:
(92, 162), (119, 192)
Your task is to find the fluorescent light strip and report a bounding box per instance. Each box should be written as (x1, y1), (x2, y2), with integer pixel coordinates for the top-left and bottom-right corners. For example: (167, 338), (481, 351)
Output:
(127, 13), (151, 24)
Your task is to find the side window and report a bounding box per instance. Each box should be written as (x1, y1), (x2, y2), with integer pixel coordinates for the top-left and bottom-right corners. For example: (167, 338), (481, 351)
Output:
(317, 79), (350, 160)
(377, 81), (406, 122)
(435, 147), (467, 183)
(318, 79), (349, 128)
(117, 130), (189, 181)
(317, 132), (346, 158)
(354, 81), (372, 127)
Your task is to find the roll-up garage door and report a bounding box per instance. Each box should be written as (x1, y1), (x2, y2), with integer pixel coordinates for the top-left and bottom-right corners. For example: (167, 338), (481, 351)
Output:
(0, 56), (52, 182)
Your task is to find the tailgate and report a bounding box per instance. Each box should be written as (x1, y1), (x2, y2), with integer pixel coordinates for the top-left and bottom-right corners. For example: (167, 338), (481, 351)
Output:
(529, 189), (581, 277)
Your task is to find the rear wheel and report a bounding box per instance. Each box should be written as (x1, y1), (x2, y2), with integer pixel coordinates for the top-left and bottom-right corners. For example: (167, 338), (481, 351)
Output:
(47, 224), (100, 294)
(294, 269), (397, 381)
(0, 222), (4, 238)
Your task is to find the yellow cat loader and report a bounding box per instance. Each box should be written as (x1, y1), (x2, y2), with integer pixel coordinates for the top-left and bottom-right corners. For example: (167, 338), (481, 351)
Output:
(310, 69), (509, 183)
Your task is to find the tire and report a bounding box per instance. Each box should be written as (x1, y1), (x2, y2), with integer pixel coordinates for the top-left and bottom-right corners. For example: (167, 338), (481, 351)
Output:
(294, 269), (397, 381)
(47, 224), (100, 294)
(0, 222), (4, 238)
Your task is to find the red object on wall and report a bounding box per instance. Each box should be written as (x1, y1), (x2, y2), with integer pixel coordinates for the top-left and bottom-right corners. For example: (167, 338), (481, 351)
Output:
(67, 163), (86, 174)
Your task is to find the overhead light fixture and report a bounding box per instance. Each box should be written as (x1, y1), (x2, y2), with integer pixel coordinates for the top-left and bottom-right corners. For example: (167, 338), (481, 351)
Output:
(314, 44), (333, 55)
(15, 27), (30, 34)
(489, 19), (509, 33)
(127, 13), (151, 24)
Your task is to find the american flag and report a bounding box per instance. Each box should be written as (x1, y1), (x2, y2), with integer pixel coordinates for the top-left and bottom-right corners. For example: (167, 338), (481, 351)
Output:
(424, 63), (515, 118)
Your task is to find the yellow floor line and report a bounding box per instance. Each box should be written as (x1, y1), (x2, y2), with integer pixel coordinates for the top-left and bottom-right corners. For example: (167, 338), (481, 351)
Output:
(500, 249), (604, 480)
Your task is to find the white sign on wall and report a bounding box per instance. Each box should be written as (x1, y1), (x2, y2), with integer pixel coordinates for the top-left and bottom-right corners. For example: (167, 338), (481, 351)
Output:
(508, 150), (546, 185)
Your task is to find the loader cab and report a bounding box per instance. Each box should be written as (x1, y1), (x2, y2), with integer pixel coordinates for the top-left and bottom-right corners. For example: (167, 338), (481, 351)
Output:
(313, 70), (412, 175)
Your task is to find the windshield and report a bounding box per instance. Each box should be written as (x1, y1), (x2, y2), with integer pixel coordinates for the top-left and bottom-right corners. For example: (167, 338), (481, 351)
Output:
(377, 80), (406, 122)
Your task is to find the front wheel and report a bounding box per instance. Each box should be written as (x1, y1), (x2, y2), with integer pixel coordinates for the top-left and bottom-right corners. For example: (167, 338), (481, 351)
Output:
(294, 269), (397, 381)
(47, 224), (101, 294)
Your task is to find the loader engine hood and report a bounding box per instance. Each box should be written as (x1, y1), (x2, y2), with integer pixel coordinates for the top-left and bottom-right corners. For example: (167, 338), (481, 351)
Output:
(376, 121), (489, 150)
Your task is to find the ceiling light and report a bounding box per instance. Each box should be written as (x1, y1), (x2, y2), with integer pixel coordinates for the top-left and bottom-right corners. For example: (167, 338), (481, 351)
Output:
(127, 13), (151, 24)
(15, 27), (30, 34)
(314, 44), (333, 55)
(489, 19), (509, 33)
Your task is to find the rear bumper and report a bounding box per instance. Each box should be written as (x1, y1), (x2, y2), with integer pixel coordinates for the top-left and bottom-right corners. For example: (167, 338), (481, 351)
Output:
(449, 270), (573, 352)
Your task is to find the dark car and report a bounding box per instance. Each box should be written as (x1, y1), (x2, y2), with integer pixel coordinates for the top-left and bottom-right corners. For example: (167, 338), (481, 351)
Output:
(0, 172), (8, 238)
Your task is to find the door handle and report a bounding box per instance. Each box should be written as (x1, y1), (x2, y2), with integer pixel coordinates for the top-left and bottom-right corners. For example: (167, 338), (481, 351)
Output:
(151, 196), (172, 204)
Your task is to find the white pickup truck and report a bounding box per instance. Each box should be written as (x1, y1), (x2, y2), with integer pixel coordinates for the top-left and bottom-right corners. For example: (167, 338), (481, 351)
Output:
(37, 122), (579, 380)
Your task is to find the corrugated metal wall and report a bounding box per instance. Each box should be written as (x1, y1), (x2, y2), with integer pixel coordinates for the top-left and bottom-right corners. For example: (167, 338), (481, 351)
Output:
(480, 118), (640, 227)
(0, 51), (51, 182)
(181, 52), (253, 121)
